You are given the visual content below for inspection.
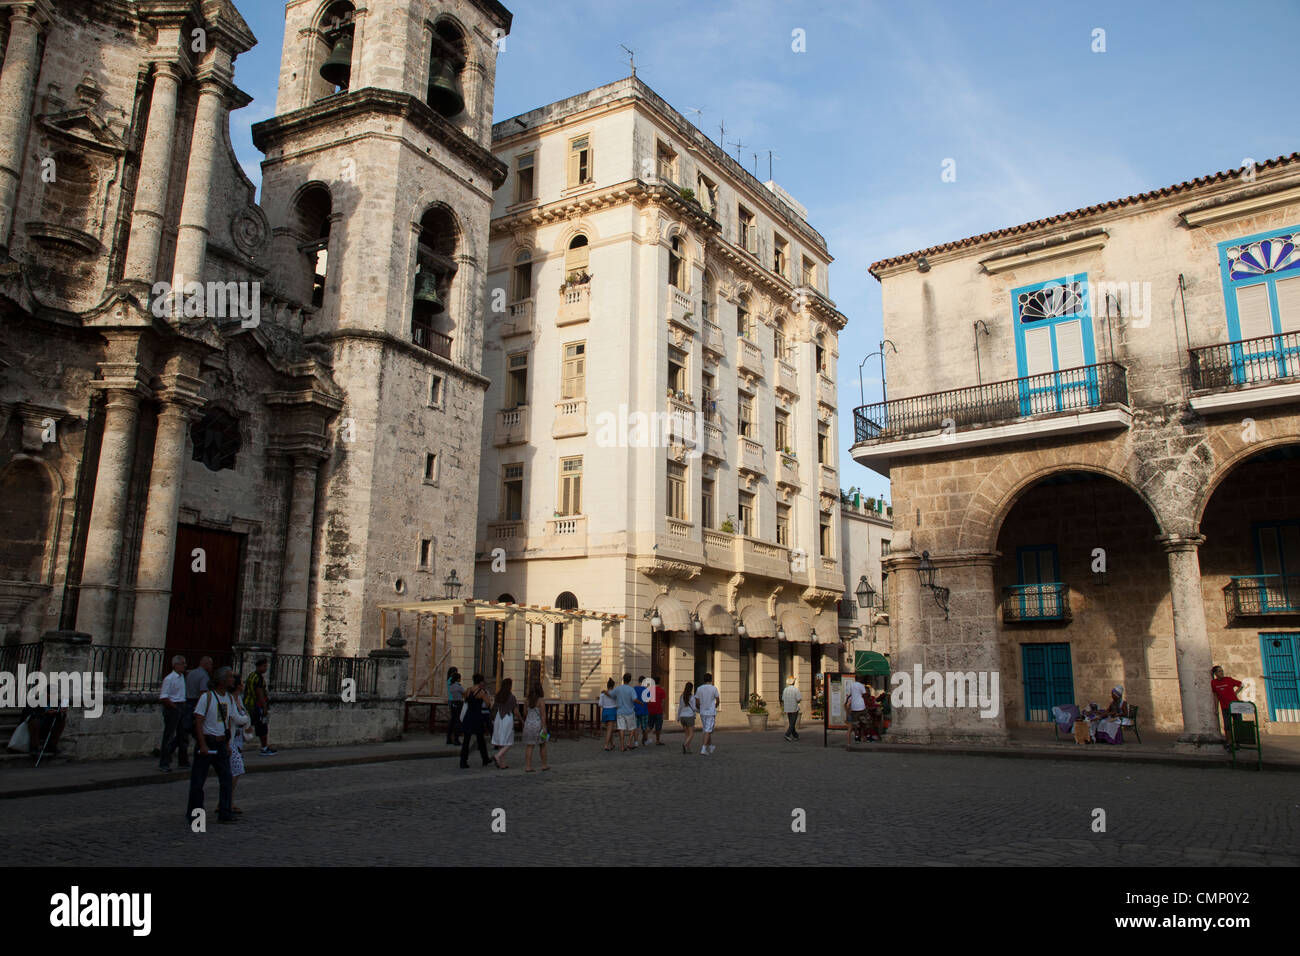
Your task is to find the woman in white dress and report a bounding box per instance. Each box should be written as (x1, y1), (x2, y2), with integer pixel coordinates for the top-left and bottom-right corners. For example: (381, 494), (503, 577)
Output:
(490, 677), (518, 769)
(228, 675), (252, 813)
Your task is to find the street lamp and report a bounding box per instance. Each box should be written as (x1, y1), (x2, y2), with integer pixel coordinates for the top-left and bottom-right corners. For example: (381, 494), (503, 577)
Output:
(644, 606), (663, 630)
(736, 618), (747, 637)
(776, 624), (786, 641)
(442, 569), (462, 600)
(917, 551), (950, 620)
(855, 575), (877, 610)
(858, 339), (898, 408)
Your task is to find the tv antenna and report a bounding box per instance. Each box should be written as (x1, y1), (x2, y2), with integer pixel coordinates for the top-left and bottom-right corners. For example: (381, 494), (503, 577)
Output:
(728, 135), (746, 163)
(620, 44), (636, 77)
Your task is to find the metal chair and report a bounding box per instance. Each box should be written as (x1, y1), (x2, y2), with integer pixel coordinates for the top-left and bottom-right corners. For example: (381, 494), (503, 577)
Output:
(1126, 703), (1141, 743)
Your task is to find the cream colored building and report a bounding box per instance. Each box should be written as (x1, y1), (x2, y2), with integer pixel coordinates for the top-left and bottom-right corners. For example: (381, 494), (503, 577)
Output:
(855, 152), (1300, 747)
(838, 495), (894, 674)
(473, 77), (848, 723)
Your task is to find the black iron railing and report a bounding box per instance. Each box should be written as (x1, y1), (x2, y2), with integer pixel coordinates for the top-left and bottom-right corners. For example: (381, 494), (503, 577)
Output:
(90, 646), (233, 693)
(412, 325), (453, 359)
(1002, 584), (1071, 623)
(1189, 332), (1300, 391)
(0, 642), (43, 674)
(1224, 575), (1300, 624)
(854, 362), (1128, 443)
(268, 654), (378, 696)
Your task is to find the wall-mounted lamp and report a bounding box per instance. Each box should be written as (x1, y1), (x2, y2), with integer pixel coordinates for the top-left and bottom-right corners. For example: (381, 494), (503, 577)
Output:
(690, 612), (702, 632)
(854, 575), (877, 610)
(917, 256), (931, 273)
(644, 606), (663, 629)
(442, 569), (462, 600)
(736, 619), (747, 637)
(776, 624), (786, 641)
(917, 550), (950, 620)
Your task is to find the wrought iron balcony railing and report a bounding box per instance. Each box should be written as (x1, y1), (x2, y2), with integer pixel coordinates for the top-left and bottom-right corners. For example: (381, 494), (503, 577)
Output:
(854, 362), (1128, 443)
(1002, 583), (1071, 623)
(1188, 332), (1300, 391)
(1224, 574), (1300, 624)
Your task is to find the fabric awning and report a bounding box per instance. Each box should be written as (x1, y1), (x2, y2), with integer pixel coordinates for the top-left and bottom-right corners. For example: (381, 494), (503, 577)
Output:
(650, 595), (690, 632)
(696, 602), (735, 636)
(855, 651), (890, 676)
(739, 604), (776, 639)
(778, 610), (811, 643)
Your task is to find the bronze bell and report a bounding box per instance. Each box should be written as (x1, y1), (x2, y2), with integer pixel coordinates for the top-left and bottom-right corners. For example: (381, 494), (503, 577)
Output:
(319, 34), (353, 89)
(426, 58), (465, 117)
(414, 271), (445, 313)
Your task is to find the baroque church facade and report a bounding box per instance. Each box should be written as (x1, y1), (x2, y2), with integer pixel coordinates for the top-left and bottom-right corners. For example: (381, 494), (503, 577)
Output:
(0, 0), (511, 660)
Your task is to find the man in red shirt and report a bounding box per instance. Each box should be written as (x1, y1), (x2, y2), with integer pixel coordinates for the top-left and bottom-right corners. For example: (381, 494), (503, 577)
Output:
(645, 675), (669, 746)
(1211, 665), (1243, 739)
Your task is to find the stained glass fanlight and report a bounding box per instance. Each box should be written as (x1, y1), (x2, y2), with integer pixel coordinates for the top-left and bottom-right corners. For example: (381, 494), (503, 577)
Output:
(1226, 234), (1299, 280)
(1017, 281), (1084, 321)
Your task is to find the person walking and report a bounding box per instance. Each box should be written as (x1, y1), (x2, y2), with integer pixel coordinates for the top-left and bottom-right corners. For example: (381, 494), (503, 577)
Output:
(158, 655), (188, 772)
(678, 681), (696, 753)
(646, 675), (668, 746)
(490, 677), (518, 769)
(181, 655), (213, 756)
(459, 673), (493, 769)
(694, 673), (720, 755)
(600, 679), (618, 751)
(522, 684), (550, 772)
(244, 657), (276, 756)
(844, 673), (871, 748)
(446, 668), (464, 745)
(633, 675), (650, 747)
(186, 666), (238, 825)
(228, 675), (252, 813)
(781, 675), (802, 742)
(612, 673), (639, 752)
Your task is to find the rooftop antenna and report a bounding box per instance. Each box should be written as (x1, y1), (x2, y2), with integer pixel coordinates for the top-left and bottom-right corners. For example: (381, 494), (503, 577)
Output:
(718, 118), (726, 148)
(752, 152), (759, 176)
(764, 149), (780, 181)
(683, 106), (704, 129)
(728, 134), (746, 163)
(620, 44), (636, 77)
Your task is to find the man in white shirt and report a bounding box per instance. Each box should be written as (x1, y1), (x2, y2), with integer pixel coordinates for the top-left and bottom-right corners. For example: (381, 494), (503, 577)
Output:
(186, 666), (240, 824)
(781, 676), (802, 742)
(844, 675), (871, 750)
(157, 655), (188, 772)
(694, 673), (720, 755)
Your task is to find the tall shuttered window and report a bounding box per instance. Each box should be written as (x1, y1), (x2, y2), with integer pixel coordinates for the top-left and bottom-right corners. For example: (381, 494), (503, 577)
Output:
(562, 342), (586, 399)
(568, 134), (593, 186)
(667, 461), (687, 520)
(1219, 227), (1300, 382)
(558, 456), (582, 516)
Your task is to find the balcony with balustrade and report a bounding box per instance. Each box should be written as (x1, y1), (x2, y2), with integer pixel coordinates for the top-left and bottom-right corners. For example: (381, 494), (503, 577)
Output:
(483, 520), (526, 557)
(738, 337), (764, 378)
(667, 287), (696, 334)
(503, 298), (533, 337)
(1188, 331), (1300, 415)
(703, 420), (725, 461)
(1223, 574), (1300, 624)
(557, 282), (591, 326)
(818, 462), (837, 497)
(778, 452), (800, 488)
(702, 321), (725, 355)
(543, 514), (588, 556)
(1001, 583), (1072, 624)
(776, 360), (798, 396)
(553, 398), (587, 438)
(494, 405), (530, 446)
(703, 528), (738, 572)
(851, 361), (1131, 477)
(738, 436), (765, 476)
(817, 373), (836, 408)
(737, 535), (790, 579)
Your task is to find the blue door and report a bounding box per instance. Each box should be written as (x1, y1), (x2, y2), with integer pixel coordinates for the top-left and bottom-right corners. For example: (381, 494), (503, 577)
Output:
(1260, 634), (1300, 723)
(1021, 643), (1074, 721)
(1013, 275), (1098, 416)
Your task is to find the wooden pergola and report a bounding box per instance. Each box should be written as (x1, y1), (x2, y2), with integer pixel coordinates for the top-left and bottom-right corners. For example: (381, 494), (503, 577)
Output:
(377, 597), (626, 698)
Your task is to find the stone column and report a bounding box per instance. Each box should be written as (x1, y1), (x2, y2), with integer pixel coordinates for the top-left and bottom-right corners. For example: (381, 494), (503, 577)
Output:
(276, 454), (324, 656)
(75, 388), (143, 642)
(170, 76), (227, 293)
(130, 393), (199, 648)
(0, 3), (47, 255)
(121, 61), (184, 288)
(882, 531), (927, 742)
(1160, 533), (1222, 749)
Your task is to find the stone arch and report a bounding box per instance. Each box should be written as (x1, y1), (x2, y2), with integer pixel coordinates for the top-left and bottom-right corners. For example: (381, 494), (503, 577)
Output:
(555, 220), (599, 256)
(0, 457), (62, 583)
(1193, 430), (1300, 529)
(959, 457), (1165, 554)
(660, 219), (688, 243)
(555, 591), (579, 610)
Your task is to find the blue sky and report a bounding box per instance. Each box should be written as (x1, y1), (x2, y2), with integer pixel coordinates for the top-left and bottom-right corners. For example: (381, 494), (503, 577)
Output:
(229, 0), (1300, 503)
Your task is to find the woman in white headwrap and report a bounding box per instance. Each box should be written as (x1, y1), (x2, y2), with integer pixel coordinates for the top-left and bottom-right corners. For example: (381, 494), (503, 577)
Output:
(1106, 685), (1128, 718)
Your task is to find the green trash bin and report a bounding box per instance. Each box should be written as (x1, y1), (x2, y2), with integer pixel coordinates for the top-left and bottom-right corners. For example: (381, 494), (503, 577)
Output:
(1227, 701), (1262, 771)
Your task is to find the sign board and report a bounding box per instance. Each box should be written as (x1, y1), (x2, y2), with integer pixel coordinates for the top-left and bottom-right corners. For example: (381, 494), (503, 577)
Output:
(823, 672), (853, 746)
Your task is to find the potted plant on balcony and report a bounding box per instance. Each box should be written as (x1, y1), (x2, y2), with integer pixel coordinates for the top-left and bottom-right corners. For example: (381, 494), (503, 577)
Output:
(746, 693), (769, 731)
(560, 270), (591, 291)
(719, 515), (736, 534)
(678, 186), (696, 202)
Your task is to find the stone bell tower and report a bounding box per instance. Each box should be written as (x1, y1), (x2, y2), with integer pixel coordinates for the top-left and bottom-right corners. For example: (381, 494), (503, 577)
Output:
(252, 0), (512, 655)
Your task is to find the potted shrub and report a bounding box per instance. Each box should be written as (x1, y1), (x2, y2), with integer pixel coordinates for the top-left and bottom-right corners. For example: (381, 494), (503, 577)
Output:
(746, 693), (769, 731)
(719, 515), (736, 534)
(679, 186), (696, 202)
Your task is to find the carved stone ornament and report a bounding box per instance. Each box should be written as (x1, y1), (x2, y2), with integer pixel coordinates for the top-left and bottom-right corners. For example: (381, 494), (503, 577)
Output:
(231, 204), (271, 258)
(637, 559), (702, 581)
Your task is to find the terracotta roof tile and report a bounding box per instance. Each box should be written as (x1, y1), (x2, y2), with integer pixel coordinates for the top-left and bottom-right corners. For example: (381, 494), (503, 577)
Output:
(868, 152), (1300, 277)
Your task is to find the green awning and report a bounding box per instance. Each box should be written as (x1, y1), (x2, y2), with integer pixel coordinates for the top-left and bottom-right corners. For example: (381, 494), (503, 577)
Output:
(855, 651), (890, 676)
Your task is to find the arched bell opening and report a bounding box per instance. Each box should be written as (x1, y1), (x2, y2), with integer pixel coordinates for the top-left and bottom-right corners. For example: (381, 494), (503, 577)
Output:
(427, 19), (467, 118)
(315, 1), (356, 100)
(411, 205), (458, 358)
